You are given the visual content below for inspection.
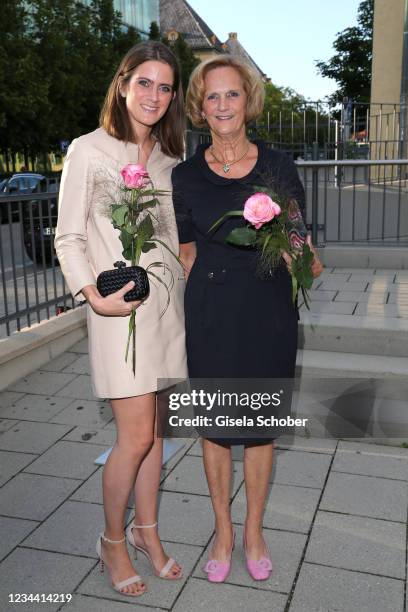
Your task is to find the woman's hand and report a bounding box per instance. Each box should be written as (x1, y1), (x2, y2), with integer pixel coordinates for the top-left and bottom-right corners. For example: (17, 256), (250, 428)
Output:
(179, 242), (197, 280)
(282, 235), (324, 279)
(82, 282), (143, 316)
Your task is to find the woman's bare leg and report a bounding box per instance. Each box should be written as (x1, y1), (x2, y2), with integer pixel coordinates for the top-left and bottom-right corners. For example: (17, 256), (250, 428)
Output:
(101, 392), (155, 595)
(202, 438), (234, 561)
(243, 442), (274, 559)
(131, 416), (181, 577)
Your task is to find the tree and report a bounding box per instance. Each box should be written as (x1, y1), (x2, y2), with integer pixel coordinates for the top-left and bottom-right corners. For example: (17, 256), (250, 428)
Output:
(162, 33), (200, 93)
(315, 0), (374, 105)
(0, 0), (141, 158)
(149, 21), (161, 41)
(0, 1), (49, 158)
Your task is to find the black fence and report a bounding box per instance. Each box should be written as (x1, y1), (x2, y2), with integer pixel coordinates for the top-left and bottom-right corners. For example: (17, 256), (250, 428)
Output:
(1, 159), (407, 337)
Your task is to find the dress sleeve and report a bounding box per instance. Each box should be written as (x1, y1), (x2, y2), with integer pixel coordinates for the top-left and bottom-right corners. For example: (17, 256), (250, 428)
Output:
(54, 138), (96, 302)
(171, 165), (195, 243)
(278, 153), (306, 220)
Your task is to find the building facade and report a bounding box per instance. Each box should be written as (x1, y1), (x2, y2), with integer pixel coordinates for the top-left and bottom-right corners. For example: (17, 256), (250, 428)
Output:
(82, 0), (159, 37)
(370, 0), (408, 159)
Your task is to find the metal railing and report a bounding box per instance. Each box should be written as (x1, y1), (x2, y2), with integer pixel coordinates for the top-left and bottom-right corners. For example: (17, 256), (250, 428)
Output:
(1, 159), (407, 337)
(297, 159), (408, 246)
(0, 183), (76, 338)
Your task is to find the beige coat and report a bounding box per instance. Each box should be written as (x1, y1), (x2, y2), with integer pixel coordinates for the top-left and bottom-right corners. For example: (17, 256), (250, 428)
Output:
(55, 127), (187, 398)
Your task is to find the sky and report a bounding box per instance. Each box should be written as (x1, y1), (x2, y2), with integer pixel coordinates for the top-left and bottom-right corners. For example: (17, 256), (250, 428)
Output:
(188, 0), (363, 101)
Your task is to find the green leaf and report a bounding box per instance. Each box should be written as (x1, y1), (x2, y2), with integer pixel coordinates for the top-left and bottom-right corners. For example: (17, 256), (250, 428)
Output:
(208, 210), (244, 232)
(226, 227), (257, 246)
(137, 214), (154, 242)
(112, 205), (128, 227)
(141, 241), (157, 253)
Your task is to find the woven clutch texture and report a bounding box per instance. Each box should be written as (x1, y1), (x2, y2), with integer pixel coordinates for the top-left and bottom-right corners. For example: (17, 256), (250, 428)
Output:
(96, 261), (149, 302)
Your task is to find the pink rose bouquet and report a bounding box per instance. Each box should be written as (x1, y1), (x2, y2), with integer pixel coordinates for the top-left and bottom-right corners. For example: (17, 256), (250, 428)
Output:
(210, 187), (314, 308)
(107, 163), (180, 373)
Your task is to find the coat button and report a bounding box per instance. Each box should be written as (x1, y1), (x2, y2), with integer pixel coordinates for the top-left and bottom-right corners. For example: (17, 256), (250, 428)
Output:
(208, 272), (214, 279)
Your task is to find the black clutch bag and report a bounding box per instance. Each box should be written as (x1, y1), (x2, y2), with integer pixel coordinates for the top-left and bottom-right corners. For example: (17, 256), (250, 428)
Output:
(96, 261), (150, 302)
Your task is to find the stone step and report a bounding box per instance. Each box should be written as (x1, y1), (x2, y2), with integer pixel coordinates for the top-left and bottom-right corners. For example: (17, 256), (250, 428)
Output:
(299, 313), (408, 357)
(296, 349), (408, 379)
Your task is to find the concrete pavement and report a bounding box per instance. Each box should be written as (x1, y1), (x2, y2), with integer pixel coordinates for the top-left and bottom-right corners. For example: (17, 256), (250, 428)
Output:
(0, 266), (408, 611)
(0, 335), (407, 611)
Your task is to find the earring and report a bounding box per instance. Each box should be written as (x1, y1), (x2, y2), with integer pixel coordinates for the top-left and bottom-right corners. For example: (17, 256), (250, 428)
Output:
(201, 113), (206, 120)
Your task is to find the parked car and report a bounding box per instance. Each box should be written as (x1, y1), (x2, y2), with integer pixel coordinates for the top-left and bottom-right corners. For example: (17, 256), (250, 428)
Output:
(0, 173), (45, 223)
(22, 178), (59, 264)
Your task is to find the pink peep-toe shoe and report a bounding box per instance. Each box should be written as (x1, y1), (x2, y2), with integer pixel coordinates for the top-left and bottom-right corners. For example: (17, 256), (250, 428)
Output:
(203, 530), (235, 583)
(243, 533), (273, 581)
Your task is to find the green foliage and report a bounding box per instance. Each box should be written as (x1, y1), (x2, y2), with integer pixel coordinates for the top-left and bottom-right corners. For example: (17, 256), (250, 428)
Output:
(149, 21), (161, 41)
(162, 34), (200, 94)
(315, 0), (374, 105)
(0, 0), (141, 153)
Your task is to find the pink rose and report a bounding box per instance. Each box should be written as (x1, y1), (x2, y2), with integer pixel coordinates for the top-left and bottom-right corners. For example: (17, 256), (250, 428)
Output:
(121, 163), (149, 189)
(243, 192), (281, 229)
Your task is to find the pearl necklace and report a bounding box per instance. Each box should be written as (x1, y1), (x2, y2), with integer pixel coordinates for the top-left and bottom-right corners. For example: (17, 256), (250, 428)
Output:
(210, 143), (251, 173)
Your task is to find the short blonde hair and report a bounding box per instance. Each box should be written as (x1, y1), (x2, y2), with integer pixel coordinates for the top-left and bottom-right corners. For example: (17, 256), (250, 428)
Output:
(186, 55), (265, 128)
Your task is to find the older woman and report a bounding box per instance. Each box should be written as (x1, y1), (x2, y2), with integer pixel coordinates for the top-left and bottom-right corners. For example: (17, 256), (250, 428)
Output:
(172, 56), (322, 583)
(55, 42), (187, 597)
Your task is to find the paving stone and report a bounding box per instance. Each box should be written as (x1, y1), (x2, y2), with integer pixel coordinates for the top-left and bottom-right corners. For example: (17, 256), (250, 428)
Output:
(275, 436), (337, 454)
(62, 354), (91, 375)
(317, 280), (369, 291)
(289, 562), (404, 612)
(51, 399), (112, 427)
(320, 271), (352, 279)
(320, 472), (407, 522)
(338, 440), (408, 457)
(373, 270), (397, 277)
(79, 541), (203, 610)
(231, 483), (320, 534)
(334, 291), (387, 303)
(307, 301), (357, 315)
(388, 292), (408, 303)
(155, 491), (214, 546)
(9, 370), (77, 394)
(305, 511), (405, 579)
(0, 473), (81, 520)
(24, 441), (101, 480)
(0, 418), (19, 432)
(0, 548), (95, 612)
(308, 290), (336, 302)
(333, 268), (374, 275)
(333, 442), (408, 481)
(0, 449), (37, 486)
(355, 303), (408, 317)
(0, 516), (38, 562)
(68, 338), (89, 353)
(55, 375), (95, 400)
(0, 394), (72, 422)
(63, 595), (155, 611)
(173, 577), (287, 611)
(0, 390), (25, 409)
(69, 468), (134, 509)
(23, 500), (105, 557)
(271, 449), (331, 489)
(0, 421), (71, 453)
(194, 523), (306, 595)
(62, 426), (116, 446)
(348, 274), (379, 282)
(368, 281), (408, 293)
(40, 352), (79, 372)
(161, 454), (243, 496)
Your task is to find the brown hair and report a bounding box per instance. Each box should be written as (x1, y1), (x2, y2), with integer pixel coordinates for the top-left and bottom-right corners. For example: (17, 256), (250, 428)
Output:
(100, 41), (184, 158)
(186, 55), (265, 129)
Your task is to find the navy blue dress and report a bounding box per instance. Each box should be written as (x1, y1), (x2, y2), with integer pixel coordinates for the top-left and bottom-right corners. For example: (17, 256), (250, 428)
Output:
(172, 141), (305, 446)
